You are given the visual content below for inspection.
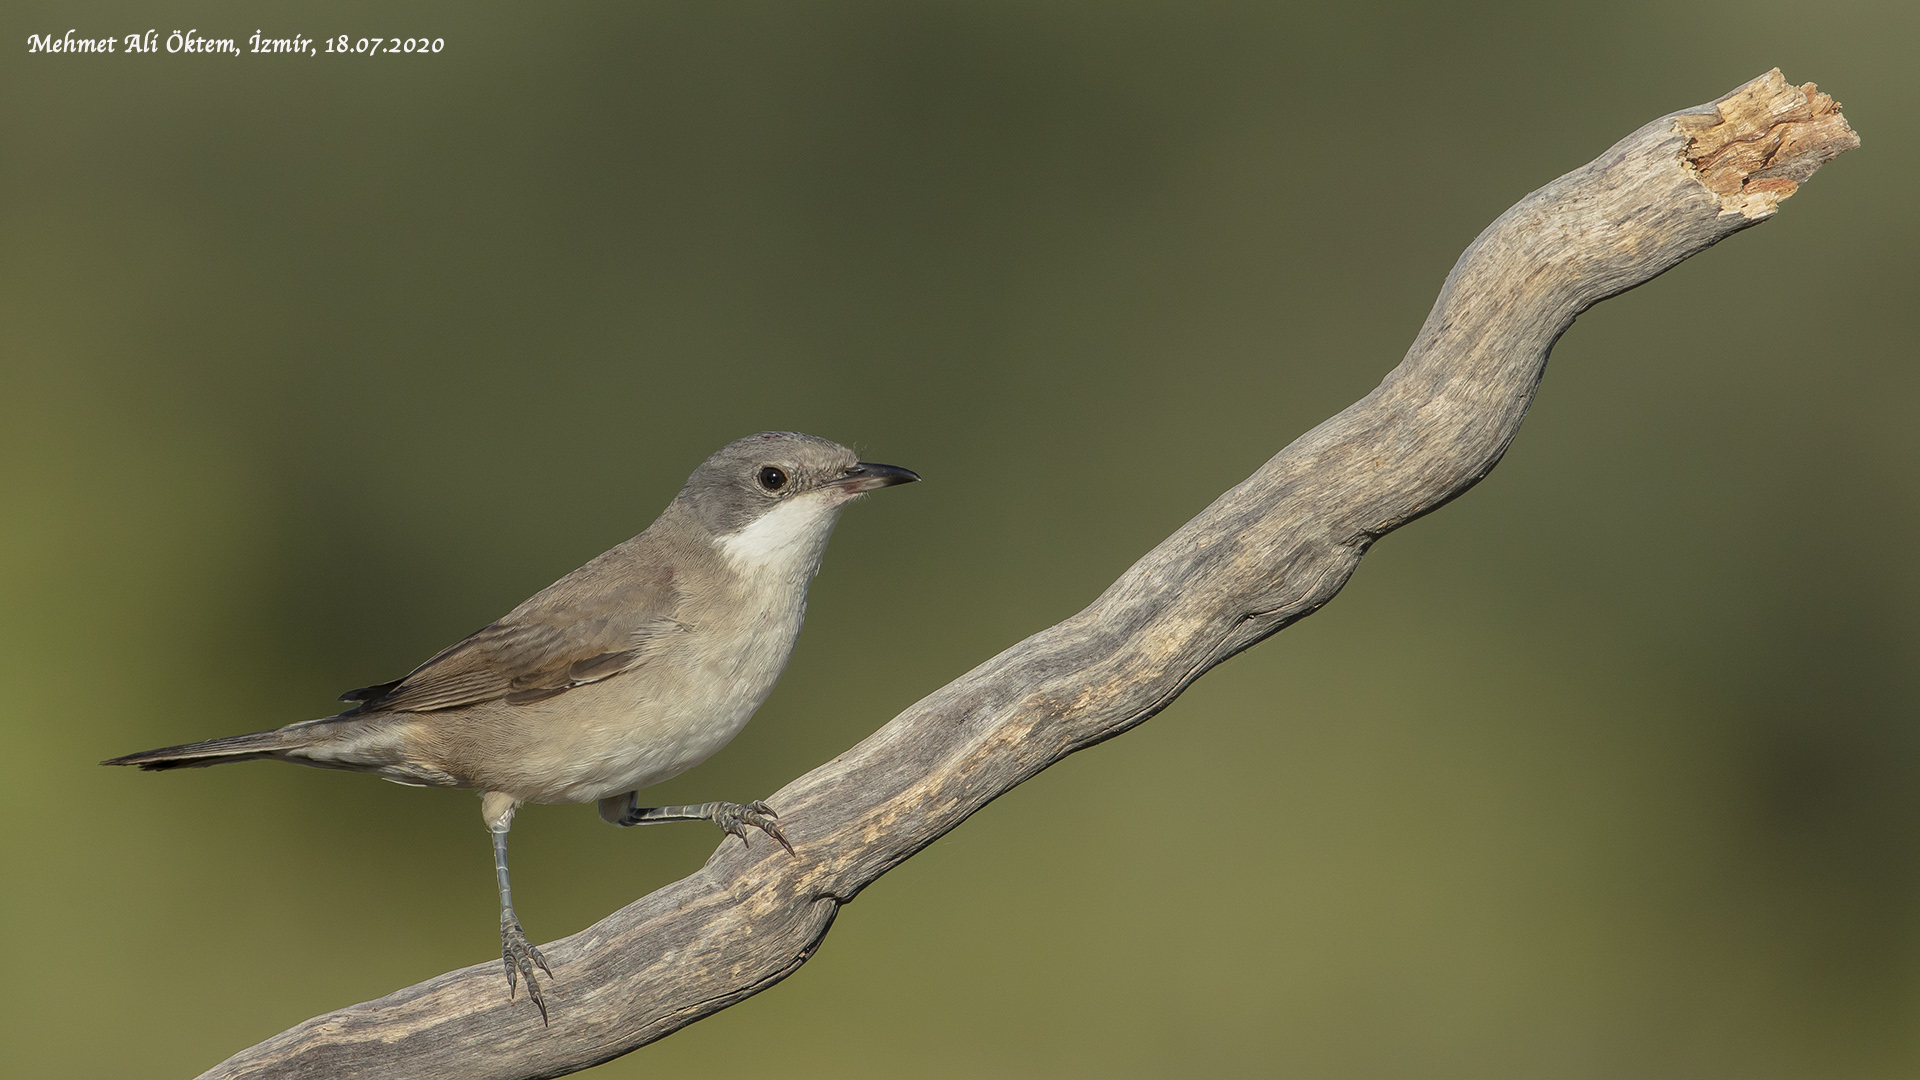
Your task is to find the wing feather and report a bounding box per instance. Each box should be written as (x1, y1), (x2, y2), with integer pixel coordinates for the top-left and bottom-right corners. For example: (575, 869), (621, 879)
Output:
(343, 550), (678, 714)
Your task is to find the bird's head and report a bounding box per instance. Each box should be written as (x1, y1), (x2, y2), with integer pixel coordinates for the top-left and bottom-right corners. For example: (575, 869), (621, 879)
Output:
(675, 431), (919, 576)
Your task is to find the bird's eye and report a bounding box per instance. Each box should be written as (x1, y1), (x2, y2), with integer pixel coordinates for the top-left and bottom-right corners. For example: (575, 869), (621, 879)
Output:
(757, 466), (789, 492)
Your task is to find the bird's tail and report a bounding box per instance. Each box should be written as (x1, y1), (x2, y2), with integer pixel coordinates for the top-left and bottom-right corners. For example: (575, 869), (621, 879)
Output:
(102, 728), (308, 771)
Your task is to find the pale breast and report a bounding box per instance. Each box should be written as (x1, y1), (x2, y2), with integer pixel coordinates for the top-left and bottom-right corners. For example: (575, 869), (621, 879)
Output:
(471, 581), (810, 804)
(391, 495), (842, 804)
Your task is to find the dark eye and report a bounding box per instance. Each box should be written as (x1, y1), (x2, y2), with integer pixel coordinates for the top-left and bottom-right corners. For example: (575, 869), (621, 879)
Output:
(757, 466), (789, 492)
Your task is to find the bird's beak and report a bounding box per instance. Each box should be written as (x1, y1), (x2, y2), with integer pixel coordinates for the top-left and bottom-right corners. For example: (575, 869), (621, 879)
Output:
(829, 462), (921, 493)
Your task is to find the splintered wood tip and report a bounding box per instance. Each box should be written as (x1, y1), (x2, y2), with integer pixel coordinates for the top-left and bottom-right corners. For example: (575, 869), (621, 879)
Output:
(1676, 68), (1859, 219)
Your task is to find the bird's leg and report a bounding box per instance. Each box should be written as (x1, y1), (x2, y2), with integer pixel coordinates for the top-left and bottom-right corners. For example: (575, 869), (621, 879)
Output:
(488, 808), (552, 1023)
(607, 793), (794, 854)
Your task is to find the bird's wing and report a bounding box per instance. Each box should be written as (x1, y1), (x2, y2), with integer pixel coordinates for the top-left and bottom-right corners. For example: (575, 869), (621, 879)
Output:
(340, 555), (680, 713)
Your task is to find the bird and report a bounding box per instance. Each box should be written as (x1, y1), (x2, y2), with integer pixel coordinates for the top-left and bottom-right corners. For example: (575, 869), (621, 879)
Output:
(103, 431), (919, 1021)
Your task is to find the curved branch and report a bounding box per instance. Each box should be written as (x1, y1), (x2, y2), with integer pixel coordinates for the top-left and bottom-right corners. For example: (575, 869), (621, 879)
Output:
(203, 70), (1857, 1079)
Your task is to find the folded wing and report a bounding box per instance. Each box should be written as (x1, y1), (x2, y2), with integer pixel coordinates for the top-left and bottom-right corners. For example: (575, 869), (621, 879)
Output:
(341, 554), (679, 713)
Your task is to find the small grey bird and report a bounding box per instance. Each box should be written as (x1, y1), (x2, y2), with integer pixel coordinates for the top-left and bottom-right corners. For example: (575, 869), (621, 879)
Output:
(104, 431), (918, 1021)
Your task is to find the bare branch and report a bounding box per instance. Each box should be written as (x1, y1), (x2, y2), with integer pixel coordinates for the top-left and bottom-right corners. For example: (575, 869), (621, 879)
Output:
(202, 70), (1858, 1080)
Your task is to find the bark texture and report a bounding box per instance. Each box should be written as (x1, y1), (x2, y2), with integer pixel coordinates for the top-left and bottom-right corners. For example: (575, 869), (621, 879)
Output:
(203, 70), (1858, 1079)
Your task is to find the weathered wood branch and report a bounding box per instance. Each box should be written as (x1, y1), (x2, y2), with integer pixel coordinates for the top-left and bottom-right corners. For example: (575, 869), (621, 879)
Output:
(204, 70), (1857, 1079)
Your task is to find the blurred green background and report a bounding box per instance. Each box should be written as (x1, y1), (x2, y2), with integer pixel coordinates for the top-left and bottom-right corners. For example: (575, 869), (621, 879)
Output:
(4, 1), (1916, 1076)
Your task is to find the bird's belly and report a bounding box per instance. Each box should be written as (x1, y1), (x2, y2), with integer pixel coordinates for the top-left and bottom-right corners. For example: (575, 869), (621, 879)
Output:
(510, 611), (803, 805)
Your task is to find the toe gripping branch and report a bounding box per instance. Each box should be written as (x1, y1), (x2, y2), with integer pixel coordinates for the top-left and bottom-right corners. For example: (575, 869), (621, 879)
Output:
(615, 798), (795, 855)
(493, 825), (553, 1023)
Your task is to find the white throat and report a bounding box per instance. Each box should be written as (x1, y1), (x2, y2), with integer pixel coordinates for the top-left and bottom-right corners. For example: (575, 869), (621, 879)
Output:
(715, 494), (845, 581)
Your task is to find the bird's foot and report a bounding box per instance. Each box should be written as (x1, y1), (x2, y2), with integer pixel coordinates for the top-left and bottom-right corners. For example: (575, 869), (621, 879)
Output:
(501, 913), (553, 1024)
(710, 800), (794, 854)
(613, 797), (796, 854)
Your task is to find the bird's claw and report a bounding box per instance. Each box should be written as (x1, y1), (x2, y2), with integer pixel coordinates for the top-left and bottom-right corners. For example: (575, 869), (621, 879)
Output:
(713, 799), (794, 855)
(501, 914), (552, 1024)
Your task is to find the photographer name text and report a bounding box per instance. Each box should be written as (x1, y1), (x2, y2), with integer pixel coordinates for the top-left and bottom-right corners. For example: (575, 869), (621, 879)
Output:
(27, 30), (445, 57)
